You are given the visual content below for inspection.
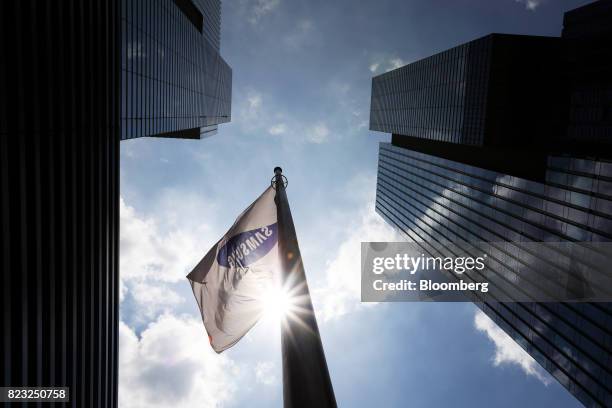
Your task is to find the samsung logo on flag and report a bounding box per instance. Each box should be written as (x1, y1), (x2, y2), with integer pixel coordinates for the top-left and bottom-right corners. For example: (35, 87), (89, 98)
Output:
(217, 224), (278, 269)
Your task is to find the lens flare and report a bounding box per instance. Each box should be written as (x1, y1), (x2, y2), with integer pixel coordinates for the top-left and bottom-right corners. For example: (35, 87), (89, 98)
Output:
(262, 286), (293, 321)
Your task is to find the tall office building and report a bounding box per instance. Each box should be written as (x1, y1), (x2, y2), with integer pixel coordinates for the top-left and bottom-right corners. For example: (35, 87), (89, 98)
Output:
(122, 0), (232, 139)
(370, 1), (611, 407)
(0, 0), (231, 407)
(563, 0), (612, 144)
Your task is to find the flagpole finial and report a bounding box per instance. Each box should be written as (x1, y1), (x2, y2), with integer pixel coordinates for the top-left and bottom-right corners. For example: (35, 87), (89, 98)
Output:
(272, 167), (288, 190)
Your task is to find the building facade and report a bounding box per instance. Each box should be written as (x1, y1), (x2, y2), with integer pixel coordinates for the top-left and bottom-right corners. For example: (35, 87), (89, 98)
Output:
(370, 1), (612, 406)
(0, 0), (231, 407)
(563, 0), (612, 144)
(375, 143), (612, 405)
(122, 0), (232, 139)
(370, 34), (566, 150)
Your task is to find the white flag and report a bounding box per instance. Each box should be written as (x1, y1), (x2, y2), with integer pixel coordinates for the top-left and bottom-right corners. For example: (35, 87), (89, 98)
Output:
(187, 186), (279, 353)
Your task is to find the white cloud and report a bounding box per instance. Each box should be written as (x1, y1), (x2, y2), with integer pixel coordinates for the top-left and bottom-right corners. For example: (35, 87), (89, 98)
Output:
(129, 281), (184, 321)
(254, 361), (278, 386)
(268, 123), (287, 135)
(315, 175), (402, 321)
(119, 314), (241, 408)
(120, 193), (220, 328)
(235, 86), (348, 144)
(306, 122), (330, 144)
(474, 309), (553, 385)
(514, 0), (541, 11)
(247, 93), (262, 110)
(238, 90), (267, 129)
(369, 57), (407, 74)
(119, 196), (213, 283)
(387, 58), (405, 71)
(120, 279), (128, 303)
(237, 88), (296, 141)
(249, 0), (281, 24)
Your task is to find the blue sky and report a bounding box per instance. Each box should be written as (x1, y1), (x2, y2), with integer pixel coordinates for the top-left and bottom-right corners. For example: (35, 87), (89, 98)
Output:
(118, 0), (591, 406)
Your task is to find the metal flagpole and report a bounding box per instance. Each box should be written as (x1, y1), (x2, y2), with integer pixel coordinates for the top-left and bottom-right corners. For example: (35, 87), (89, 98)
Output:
(272, 167), (337, 408)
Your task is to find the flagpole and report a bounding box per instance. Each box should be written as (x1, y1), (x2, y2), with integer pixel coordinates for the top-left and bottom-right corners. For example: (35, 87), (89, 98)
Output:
(273, 167), (337, 408)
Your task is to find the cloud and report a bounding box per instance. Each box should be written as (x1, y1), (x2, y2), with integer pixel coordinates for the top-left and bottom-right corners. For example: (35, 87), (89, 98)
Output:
(249, 0), (281, 24)
(387, 58), (405, 71)
(254, 361), (278, 386)
(119, 191), (221, 325)
(128, 281), (185, 321)
(237, 89), (268, 130)
(235, 88), (290, 138)
(235, 87), (324, 144)
(315, 175), (402, 321)
(119, 314), (241, 408)
(306, 122), (330, 144)
(474, 309), (553, 385)
(268, 123), (287, 135)
(247, 93), (262, 110)
(369, 57), (407, 74)
(514, 0), (542, 11)
(120, 197), (212, 283)
(120, 279), (128, 303)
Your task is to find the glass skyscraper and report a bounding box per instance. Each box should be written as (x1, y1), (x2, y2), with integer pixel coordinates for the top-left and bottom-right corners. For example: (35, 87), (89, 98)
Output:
(121, 0), (232, 139)
(563, 0), (612, 144)
(370, 34), (566, 150)
(370, 1), (612, 406)
(376, 145), (612, 406)
(0, 0), (231, 406)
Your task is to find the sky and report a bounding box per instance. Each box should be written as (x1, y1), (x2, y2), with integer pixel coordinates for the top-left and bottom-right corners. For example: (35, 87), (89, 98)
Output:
(118, 0), (594, 406)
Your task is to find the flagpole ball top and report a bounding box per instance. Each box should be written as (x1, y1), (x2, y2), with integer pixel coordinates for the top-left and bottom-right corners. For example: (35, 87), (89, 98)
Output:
(271, 167), (288, 190)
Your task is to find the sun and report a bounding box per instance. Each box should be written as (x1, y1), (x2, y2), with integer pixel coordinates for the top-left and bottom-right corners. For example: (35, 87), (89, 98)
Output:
(261, 286), (293, 322)
(257, 274), (311, 331)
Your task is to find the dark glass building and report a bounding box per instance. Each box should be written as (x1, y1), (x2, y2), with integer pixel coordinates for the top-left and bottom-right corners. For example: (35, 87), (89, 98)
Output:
(370, 1), (612, 407)
(370, 34), (566, 150)
(122, 0), (232, 140)
(0, 0), (231, 407)
(563, 0), (612, 144)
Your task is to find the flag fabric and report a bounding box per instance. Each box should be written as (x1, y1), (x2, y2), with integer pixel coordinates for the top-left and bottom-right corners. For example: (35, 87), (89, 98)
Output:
(187, 186), (279, 353)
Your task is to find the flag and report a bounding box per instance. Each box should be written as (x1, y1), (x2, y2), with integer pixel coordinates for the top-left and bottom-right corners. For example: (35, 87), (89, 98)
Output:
(187, 186), (279, 353)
